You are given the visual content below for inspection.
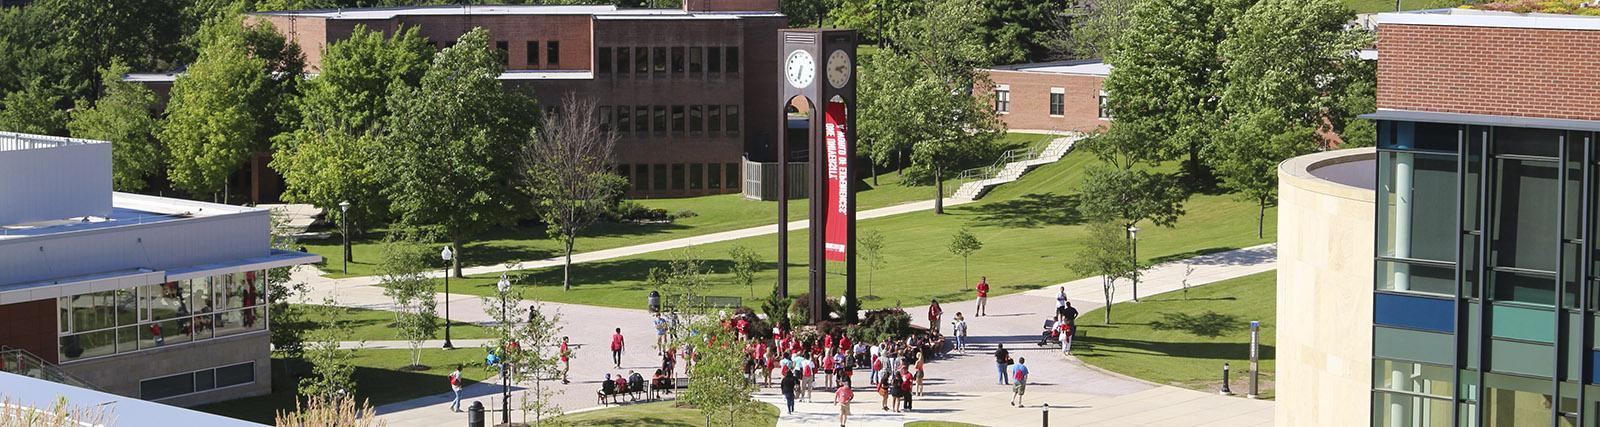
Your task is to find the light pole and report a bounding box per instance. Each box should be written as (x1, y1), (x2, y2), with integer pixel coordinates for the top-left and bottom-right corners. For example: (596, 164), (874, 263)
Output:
(339, 201), (351, 274)
(1127, 225), (1139, 302)
(441, 246), (455, 349)
(497, 273), (511, 426)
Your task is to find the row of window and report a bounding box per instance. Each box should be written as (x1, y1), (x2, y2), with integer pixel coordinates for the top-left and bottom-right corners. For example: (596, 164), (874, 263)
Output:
(493, 40), (560, 68)
(1370, 358), (1597, 426)
(595, 46), (740, 79)
(993, 88), (1112, 119)
(57, 271), (269, 363)
(600, 105), (740, 136)
(618, 163), (740, 192)
(141, 361), (256, 401)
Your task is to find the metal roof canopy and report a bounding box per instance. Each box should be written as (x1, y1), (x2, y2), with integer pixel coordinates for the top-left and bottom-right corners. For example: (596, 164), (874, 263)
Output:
(1361, 109), (1600, 133)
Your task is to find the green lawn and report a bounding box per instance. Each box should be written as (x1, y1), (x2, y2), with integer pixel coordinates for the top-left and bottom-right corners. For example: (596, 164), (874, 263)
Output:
(433, 147), (1277, 311)
(555, 401), (779, 427)
(1343, 0), (1466, 13)
(303, 133), (1057, 278)
(1072, 271), (1276, 399)
(289, 304), (495, 342)
(195, 349), (493, 424)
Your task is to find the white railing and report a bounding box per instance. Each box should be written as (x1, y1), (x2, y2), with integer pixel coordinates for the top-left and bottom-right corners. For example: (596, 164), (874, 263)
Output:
(0, 131), (108, 152)
(958, 147), (1037, 181)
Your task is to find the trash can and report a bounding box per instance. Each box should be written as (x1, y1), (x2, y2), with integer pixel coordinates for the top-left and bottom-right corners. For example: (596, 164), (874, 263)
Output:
(468, 401), (484, 427)
(648, 290), (661, 313)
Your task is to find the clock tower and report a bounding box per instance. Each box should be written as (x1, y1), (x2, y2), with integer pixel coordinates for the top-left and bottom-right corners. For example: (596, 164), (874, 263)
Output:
(776, 29), (858, 324)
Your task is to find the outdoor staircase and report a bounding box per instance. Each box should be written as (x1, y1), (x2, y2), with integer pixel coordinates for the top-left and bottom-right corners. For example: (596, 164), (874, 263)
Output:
(949, 134), (1082, 202)
(0, 345), (102, 391)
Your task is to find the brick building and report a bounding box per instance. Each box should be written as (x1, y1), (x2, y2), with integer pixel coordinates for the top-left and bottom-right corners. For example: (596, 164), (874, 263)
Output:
(248, 1), (786, 199)
(977, 60), (1112, 133)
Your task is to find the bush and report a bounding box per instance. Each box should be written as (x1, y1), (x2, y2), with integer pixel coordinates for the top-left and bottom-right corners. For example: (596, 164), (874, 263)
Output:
(849, 309), (912, 344)
(788, 293), (841, 325)
(610, 201), (672, 222)
(732, 307), (771, 339)
(670, 209), (698, 219)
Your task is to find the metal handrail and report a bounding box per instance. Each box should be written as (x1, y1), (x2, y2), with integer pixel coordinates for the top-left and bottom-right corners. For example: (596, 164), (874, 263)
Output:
(958, 147), (1037, 181)
(0, 346), (103, 391)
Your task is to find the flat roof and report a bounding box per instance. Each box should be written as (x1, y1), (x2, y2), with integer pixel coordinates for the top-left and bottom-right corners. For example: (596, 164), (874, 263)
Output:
(988, 60), (1110, 77)
(1, 193), (259, 239)
(0, 131), (106, 152)
(255, 4), (781, 20)
(129, 71), (602, 83)
(0, 371), (266, 427)
(1362, 109), (1600, 133)
(1378, 7), (1600, 30)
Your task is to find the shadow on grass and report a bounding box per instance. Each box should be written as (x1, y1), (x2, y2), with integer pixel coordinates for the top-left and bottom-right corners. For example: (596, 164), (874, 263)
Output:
(969, 193), (1083, 229)
(1148, 311), (1243, 338)
(1073, 335), (1276, 361)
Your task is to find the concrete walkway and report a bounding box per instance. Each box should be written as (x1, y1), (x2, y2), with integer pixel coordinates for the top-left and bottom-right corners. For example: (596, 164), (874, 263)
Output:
(315, 244), (1277, 426)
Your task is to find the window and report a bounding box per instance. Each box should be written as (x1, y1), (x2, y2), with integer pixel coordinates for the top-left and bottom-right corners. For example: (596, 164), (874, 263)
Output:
(653, 47), (667, 76)
(214, 362), (255, 388)
(1370, 359), (1454, 427)
(690, 105), (704, 132)
(995, 87), (1010, 113)
(727, 47), (740, 74)
(616, 105), (630, 133)
(708, 105), (721, 132)
(690, 163), (704, 189)
(726, 105), (740, 133)
(653, 106), (667, 134)
(617, 164), (632, 190)
(58, 271), (269, 362)
(635, 46), (648, 74)
(596, 47), (609, 75)
(709, 163), (722, 189)
(1097, 91), (1111, 119)
(708, 47), (722, 74)
(653, 164), (668, 190)
(725, 163), (740, 189)
(495, 41), (508, 66)
(140, 362), (255, 400)
(634, 164), (649, 190)
(689, 47), (703, 74)
(672, 164), (686, 190)
(599, 106), (613, 131)
(671, 47), (685, 75)
(617, 47), (632, 77)
(635, 106), (649, 132)
(672, 105), (685, 133)
(546, 41), (560, 66)
(1049, 90), (1064, 116)
(141, 372), (194, 400)
(529, 41), (541, 67)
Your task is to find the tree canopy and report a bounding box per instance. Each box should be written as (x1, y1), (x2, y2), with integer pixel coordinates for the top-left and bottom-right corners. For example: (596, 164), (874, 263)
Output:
(68, 63), (164, 191)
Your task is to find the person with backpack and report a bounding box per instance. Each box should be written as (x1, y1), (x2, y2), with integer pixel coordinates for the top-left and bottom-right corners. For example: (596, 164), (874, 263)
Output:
(448, 365), (463, 412)
(611, 327), (626, 369)
(994, 343), (1011, 385)
(780, 369), (799, 414)
(975, 277), (990, 316)
(1010, 358), (1030, 407)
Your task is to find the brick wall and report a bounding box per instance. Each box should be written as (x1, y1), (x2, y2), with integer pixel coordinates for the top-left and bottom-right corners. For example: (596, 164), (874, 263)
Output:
(1377, 23), (1600, 121)
(980, 70), (1110, 133)
(684, 0), (779, 12)
(254, 15), (328, 72)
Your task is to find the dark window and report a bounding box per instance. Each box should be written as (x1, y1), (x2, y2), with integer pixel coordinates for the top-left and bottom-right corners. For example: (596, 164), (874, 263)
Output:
(653, 164), (668, 190)
(653, 47), (667, 76)
(634, 164), (649, 190)
(635, 46), (648, 74)
(726, 163), (740, 189)
(708, 47), (722, 74)
(708, 105), (721, 132)
(1098, 92), (1111, 118)
(214, 362), (255, 388)
(528, 41), (540, 67)
(653, 106), (667, 133)
(617, 47), (632, 77)
(616, 105), (630, 133)
(690, 163), (703, 189)
(672, 164), (686, 190)
(726, 105), (740, 133)
(672, 105), (685, 133)
(726, 47), (740, 73)
(1379, 121), (1462, 153)
(671, 47), (685, 75)
(599, 106), (613, 131)
(689, 47), (703, 74)
(1049, 92), (1064, 116)
(194, 368), (216, 392)
(709, 163), (722, 189)
(495, 41), (509, 66)
(547, 41), (560, 66)
(995, 90), (1010, 112)
(690, 105), (704, 132)
(596, 47), (610, 75)
(141, 372), (195, 400)
(617, 164), (632, 190)
(635, 106), (649, 132)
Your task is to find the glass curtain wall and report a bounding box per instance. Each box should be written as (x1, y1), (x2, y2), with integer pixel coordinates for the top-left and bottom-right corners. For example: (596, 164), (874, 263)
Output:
(57, 271), (269, 362)
(1375, 121), (1600, 427)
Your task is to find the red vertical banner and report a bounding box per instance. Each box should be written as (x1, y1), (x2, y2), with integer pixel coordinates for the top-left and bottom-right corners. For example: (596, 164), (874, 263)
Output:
(823, 101), (848, 261)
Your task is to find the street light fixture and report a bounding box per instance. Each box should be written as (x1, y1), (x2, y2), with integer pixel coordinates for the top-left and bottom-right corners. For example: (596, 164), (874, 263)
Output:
(496, 273), (511, 426)
(338, 201), (351, 274)
(440, 246), (454, 349)
(1127, 225), (1140, 302)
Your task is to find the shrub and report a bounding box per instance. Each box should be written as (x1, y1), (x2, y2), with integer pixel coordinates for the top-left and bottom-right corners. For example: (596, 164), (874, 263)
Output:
(671, 209), (698, 219)
(609, 201), (672, 222)
(788, 293), (841, 325)
(849, 309), (912, 344)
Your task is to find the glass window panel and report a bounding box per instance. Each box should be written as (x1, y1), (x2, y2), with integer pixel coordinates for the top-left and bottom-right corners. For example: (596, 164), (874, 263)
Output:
(690, 163), (703, 190)
(708, 47), (722, 74)
(1379, 121), (1461, 152)
(147, 281), (186, 321)
(1484, 373), (1560, 426)
(600, 106), (613, 131)
(60, 330), (115, 361)
(1374, 359), (1454, 398)
(726, 163), (740, 189)
(617, 47), (631, 76)
(1376, 260), (1455, 296)
(147, 318), (189, 347)
(249, 307), (267, 331)
(532, 41), (544, 67)
(194, 368), (216, 392)
(652, 47), (666, 75)
(708, 105), (722, 132)
(672, 105), (685, 133)
(1496, 126), (1563, 158)
(140, 372), (194, 400)
(709, 163), (722, 189)
(1492, 270), (1555, 306)
(689, 47), (703, 74)
(1378, 151), (1458, 262)
(634, 47), (648, 74)
(216, 362), (255, 388)
(1373, 391), (1453, 427)
(672, 164), (685, 190)
(1465, 236), (1480, 298)
(726, 106), (740, 132)
(617, 105), (631, 133)
(115, 289), (136, 326)
(214, 309), (247, 337)
(671, 47), (684, 74)
(634, 164), (648, 190)
(726, 47), (739, 73)
(596, 47), (610, 74)
(653, 164), (668, 191)
(635, 107), (648, 132)
(1466, 126), (1486, 231)
(546, 41), (559, 66)
(116, 325), (137, 353)
(654, 106), (667, 133)
(1491, 157), (1560, 271)
(690, 105), (703, 132)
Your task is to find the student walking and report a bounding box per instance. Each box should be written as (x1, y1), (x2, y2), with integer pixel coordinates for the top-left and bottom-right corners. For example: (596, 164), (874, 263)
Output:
(994, 344), (1012, 385)
(975, 277), (990, 316)
(1010, 358), (1030, 407)
(1059, 321), (1074, 355)
(654, 314), (669, 354)
(611, 328), (626, 369)
(927, 299), (943, 334)
(448, 365), (464, 412)
(951, 312), (968, 354)
(560, 336), (573, 384)
(781, 370), (799, 414)
(834, 377), (854, 426)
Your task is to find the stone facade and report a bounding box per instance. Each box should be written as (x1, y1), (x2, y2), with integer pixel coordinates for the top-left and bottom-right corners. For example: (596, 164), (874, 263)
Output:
(58, 332), (273, 407)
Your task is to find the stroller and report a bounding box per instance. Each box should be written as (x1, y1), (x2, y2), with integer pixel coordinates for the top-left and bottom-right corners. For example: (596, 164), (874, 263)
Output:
(1037, 319), (1062, 347)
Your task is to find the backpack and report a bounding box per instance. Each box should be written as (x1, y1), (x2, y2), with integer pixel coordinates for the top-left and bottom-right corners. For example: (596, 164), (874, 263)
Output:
(890, 372), (904, 390)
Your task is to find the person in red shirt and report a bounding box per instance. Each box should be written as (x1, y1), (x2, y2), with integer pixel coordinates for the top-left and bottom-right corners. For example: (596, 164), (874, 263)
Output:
(611, 328), (625, 369)
(899, 366), (916, 411)
(1058, 321), (1074, 355)
(975, 277), (990, 316)
(559, 336), (572, 384)
(928, 300), (944, 334)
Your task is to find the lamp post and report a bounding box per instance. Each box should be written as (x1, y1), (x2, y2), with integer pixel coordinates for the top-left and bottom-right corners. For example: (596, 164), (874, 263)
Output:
(1127, 225), (1139, 302)
(496, 274), (511, 426)
(339, 201), (351, 274)
(441, 246), (455, 349)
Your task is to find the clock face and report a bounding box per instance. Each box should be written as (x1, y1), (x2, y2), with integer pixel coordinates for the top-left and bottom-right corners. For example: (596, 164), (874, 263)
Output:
(827, 50), (852, 89)
(785, 50), (815, 89)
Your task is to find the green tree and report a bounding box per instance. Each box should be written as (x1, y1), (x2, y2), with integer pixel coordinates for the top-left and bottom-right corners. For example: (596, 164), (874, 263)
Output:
(380, 28), (535, 278)
(682, 315), (761, 427)
(267, 209), (311, 376)
(1213, 110), (1320, 238)
(275, 25), (432, 229)
(859, 51), (1003, 214)
(648, 251), (712, 346)
(1058, 0), (1135, 59)
(858, 229), (887, 297)
(727, 245), (760, 298)
(1066, 221), (1135, 324)
(478, 272), (566, 427)
(378, 238), (439, 369)
(300, 299), (360, 399)
(69, 63), (163, 191)
(782, 0), (835, 27)
(947, 228), (983, 289)
(0, 81), (69, 136)
(976, 0), (1068, 64)
(828, 0), (916, 45)
(1078, 167), (1188, 230)
(1219, 0), (1371, 143)
(520, 94), (625, 291)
